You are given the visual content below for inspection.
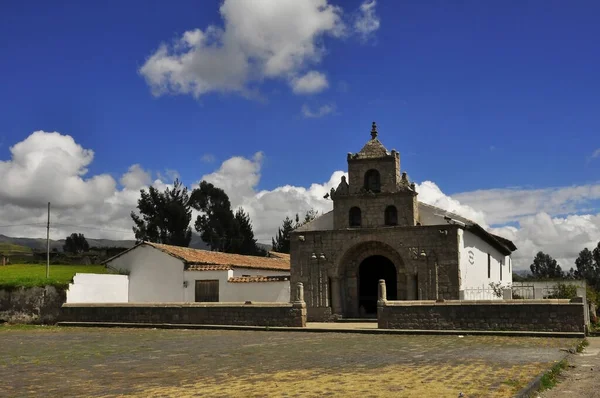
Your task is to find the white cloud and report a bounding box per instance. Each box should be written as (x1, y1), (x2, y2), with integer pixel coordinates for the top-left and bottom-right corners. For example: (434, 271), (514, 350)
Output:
(591, 148), (600, 160)
(0, 131), (116, 209)
(139, 0), (345, 98)
(354, 0), (380, 41)
(415, 181), (487, 226)
(120, 164), (151, 190)
(453, 184), (600, 225)
(290, 71), (329, 94)
(302, 103), (335, 118)
(2, 131), (599, 273)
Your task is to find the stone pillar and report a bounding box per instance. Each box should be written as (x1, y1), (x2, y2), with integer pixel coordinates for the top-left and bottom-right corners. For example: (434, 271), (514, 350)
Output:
(293, 282), (305, 304)
(502, 288), (512, 300)
(378, 279), (387, 303)
(331, 277), (342, 315)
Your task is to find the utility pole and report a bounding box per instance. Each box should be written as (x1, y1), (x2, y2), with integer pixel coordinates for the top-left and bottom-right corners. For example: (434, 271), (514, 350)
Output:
(46, 202), (50, 278)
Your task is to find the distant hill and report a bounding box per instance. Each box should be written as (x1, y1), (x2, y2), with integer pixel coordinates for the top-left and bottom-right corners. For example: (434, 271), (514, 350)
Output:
(0, 233), (271, 253)
(0, 242), (33, 255)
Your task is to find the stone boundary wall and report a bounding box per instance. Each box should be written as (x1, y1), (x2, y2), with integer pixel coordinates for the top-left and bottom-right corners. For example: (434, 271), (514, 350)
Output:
(0, 286), (66, 324)
(61, 302), (306, 327)
(61, 282), (307, 327)
(377, 298), (585, 332)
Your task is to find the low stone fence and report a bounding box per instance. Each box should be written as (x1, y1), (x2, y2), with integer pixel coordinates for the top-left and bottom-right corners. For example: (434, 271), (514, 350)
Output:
(377, 281), (585, 333)
(61, 283), (307, 328)
(0, 286), (66, 324)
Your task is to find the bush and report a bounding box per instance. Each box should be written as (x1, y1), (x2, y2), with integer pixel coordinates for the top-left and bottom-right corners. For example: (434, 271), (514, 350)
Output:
(547, 282), (578, 299)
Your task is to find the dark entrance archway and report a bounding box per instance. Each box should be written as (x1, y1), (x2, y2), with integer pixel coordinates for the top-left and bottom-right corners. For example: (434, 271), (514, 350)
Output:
(358, 255), (397, 315)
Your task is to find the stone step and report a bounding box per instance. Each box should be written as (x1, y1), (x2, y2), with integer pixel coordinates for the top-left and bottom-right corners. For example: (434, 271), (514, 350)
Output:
(335, 318), (377, 323)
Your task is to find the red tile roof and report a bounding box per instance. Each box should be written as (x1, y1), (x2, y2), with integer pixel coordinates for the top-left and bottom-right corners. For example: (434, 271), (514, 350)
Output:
(228, 275), (290, 283)
(111, 242), (290, 271)
(187, 264), (232, 271)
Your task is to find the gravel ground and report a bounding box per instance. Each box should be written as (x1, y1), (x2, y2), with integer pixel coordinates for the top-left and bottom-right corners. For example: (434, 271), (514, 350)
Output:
(538, 337), (600, 398)
(0, 326), (578, 397)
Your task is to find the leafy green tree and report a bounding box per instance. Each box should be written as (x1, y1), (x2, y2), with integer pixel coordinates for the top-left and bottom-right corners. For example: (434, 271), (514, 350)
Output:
(191, 181), (237, 252)
(529, 251), (563, 279)
(573, 248), (596, 281)
(191, 181), (265, 256)
(131, 179), (192, 247)
(63, 233), (89, 254)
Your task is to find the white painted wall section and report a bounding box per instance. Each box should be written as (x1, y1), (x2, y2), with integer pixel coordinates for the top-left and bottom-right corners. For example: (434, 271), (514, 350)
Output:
(106, 245), (185, 302)
(459, 229), (512, 300)
(66, 273), (129, 303)
(184, 267), (290, 303)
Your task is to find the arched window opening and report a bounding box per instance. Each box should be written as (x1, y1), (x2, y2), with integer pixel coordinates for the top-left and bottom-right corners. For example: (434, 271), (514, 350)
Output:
(349, 207), (362, 227)
(364, 169), (381, 193)
(385, 205), (398, 226)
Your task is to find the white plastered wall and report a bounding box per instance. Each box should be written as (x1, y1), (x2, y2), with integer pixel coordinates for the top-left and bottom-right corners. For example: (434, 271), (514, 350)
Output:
(459, 229), (512, 300)
(184, 267), (290, 302)
(66, 273), (129, 303)
(106, 245), (185, 302)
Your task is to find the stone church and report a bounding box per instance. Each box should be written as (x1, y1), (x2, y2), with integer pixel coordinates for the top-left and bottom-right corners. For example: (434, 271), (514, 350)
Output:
(290, 122), (517, 320)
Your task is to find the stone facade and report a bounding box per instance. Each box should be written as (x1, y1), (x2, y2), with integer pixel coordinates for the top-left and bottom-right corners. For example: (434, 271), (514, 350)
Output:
(60, 283), (307, 327)
(61, 302), (306, 327)
(291, 123), (465, 320)
(0, 285), (67, 324)
(378, 298), (585, 333)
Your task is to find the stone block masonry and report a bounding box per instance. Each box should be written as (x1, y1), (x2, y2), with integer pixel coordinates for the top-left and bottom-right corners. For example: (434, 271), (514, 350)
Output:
(61, 282), (307, 327)
(0, 286), (66, 324)
(378, 297), (585, 333)
(61, 302), (306, 327)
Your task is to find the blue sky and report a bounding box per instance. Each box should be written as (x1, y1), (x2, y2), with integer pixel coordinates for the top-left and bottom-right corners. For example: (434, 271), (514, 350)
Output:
(1, 0), (599, 268)
(2, 0), (598, 192)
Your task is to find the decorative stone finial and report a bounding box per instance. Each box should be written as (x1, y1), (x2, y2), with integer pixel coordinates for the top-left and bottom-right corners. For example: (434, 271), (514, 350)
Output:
(371, 121), (378, 139)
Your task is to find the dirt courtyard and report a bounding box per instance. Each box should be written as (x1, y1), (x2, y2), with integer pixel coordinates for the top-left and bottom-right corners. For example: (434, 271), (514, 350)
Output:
(0, 326), (578, 397)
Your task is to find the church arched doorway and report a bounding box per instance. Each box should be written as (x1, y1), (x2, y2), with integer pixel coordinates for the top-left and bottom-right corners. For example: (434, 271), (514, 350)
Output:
(358, 255), (397, 315)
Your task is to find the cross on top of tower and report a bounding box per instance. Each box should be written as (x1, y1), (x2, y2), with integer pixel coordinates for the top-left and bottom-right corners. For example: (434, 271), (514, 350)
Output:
(371, 121), (378, 139)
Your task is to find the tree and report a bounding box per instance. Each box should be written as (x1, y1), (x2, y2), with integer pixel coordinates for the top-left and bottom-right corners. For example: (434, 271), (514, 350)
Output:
(271, 209), (319, 254)
(529, 251), (563, 279)
(272, 216), (296, 254)
(63, 233), (89, 254)
(571, 245), (600, 290)
(231, 208), (266, 256)
(298, 209), (319, 227)
(191, 181), (265, 256)
(131, 179), (192, 247)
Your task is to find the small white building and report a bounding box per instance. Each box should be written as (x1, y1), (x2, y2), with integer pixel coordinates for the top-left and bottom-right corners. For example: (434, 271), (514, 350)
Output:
(418, 203), (516, 300)
(104, 242), (291, 303)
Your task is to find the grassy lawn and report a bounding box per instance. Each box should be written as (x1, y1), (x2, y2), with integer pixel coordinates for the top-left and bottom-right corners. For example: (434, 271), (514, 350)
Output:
(0, 264), (110, 289)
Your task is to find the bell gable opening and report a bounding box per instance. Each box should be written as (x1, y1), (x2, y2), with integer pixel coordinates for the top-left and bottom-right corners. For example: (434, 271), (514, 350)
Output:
(364, 169), (381, 193)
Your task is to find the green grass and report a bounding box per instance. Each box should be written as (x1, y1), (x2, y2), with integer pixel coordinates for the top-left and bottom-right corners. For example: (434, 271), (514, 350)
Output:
(0, 264), (110, 289)
(0, 243), (32, 254)
(539, 359), (568, 391)
(577, 338), (590, 353)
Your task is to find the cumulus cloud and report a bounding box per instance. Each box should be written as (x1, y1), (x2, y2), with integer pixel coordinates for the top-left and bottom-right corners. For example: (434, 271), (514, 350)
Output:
(0, 131), (116, 209)
(139, 0), (380, 99)
(302, 103), (336, 118)
(290, 71), (329, 94)
(139, 0), (344, 98)
(453, 184), (600, 225)
(2, 131), (600, 272)
(354, 0), (380, 41)
(120, 164), (151, 190)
